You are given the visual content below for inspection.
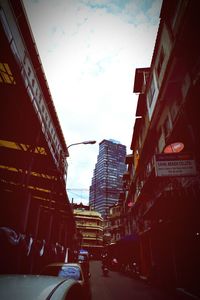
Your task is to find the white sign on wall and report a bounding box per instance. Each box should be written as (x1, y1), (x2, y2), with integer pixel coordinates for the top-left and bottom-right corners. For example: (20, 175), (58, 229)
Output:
(154, 153), (197, 177)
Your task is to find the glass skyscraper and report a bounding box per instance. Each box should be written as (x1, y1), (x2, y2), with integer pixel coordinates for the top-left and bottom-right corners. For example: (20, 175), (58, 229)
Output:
(89, 139), (126, 219)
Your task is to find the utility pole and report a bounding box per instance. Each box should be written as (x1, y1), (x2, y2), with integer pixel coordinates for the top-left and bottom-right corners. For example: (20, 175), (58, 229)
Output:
(105, 144), (108, 219)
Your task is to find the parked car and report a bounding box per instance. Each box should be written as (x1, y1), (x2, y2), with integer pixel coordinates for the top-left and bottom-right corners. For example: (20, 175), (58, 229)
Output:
(0, 274), (82, 300)
(77, 250), (90, 279)
(41, 262), (91, 299)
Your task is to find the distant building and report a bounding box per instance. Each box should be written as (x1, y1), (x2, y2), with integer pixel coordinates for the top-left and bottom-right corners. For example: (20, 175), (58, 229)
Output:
(72, 203), (103, 258)
(106, 202), (124, 244)
(89, 139), (126, 219)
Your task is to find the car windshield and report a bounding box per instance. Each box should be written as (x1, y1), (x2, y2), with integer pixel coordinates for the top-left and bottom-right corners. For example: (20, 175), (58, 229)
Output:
(42, 265), (82, 281)
(78, 254), (87, 261)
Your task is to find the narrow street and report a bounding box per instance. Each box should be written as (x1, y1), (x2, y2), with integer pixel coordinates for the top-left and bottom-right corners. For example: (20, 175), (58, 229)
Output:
(89, 260), (191, 300)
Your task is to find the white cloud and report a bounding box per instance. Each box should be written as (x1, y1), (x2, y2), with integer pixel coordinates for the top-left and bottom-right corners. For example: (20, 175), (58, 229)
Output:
(23, 0), (162, 204)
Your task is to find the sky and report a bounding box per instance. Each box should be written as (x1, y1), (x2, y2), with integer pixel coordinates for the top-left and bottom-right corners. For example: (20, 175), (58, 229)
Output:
(23, 0), (162, 204)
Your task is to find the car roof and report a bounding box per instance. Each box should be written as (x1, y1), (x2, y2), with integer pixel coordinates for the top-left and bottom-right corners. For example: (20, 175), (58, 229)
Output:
(45, 262), (82, 268)
(0, 274), (79, 300)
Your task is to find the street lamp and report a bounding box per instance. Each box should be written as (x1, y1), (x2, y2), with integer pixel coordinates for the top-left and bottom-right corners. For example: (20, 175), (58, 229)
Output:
(67, 140), (96, 150)
(66, 140), (96, 200)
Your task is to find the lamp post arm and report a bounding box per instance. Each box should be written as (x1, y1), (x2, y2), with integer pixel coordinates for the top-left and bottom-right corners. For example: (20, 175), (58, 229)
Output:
(67, 140), (96, 149)
(67, 142), (84, 149)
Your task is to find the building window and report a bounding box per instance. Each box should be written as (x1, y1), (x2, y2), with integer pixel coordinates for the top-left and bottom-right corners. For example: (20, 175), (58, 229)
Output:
(32, 78), (35, 88)
(0, 63), (16, 84)
(157, 47), (164, 76)
(163, 115), (172, 140)
(170, 101), (179, 122)
(0, 9), (12, 42)
(146, 161), (152, 177)
(147, 78), (155, 107)
(143, 71), (149, 87)
(28, 67), (31, 76)
(170, 0), (182, 31)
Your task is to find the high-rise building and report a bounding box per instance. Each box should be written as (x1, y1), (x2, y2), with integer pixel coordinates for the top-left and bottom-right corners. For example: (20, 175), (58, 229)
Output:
(89, 139), (126, 218)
